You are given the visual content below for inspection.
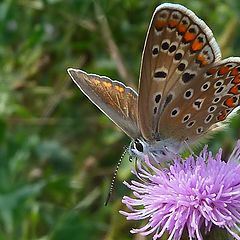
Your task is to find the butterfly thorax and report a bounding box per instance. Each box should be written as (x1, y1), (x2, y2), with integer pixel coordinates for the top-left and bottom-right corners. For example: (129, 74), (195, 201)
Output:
(129, 137), (183, 160)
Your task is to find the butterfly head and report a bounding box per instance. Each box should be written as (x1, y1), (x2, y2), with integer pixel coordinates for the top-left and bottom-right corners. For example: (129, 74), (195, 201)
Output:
(129, 138), (147, 158)
(129, 138), (171, 160)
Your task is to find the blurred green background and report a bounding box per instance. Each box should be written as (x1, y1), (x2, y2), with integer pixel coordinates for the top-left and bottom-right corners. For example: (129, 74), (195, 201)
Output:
(1, 0), (240, 239)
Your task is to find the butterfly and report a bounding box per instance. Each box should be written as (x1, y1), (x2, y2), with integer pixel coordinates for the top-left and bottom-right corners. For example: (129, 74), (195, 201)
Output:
(68, 3), (240, 159)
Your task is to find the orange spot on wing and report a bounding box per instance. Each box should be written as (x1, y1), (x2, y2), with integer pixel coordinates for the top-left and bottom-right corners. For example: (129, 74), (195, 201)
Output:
(219, 66), (229, 75)
(155, 20), (166, 30)
(191, 39), (204, 51)
(224, 97), (237, 108)
(184, 32), (196, 42)
(168, 20), (178, 28)
(207, 67), (217, 75)
(217, 112), (226, 121)
(229, 85), (240, 95)
(197, 54), (208, 65)
(177, 23), (187, 33)
(93, 79), (101, 85)
(232, 75), (240, 84)
(115, 86), (124, 93)
(103, 82), (112, 88)
(231, 67), (239, 76)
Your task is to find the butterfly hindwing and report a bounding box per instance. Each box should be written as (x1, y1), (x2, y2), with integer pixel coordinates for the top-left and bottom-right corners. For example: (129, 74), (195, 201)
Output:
(158, 58), (240, 142)
(138, 3), (221, 141)
(68, 69), (140, 139)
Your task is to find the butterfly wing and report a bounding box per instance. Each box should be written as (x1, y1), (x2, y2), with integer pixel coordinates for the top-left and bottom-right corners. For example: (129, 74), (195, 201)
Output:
(137, 3), (221, 140)
(159, 57), (240, 142)
(68, 68), (140, 139)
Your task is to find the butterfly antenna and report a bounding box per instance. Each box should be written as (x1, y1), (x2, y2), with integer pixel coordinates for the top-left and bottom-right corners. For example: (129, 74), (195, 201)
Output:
(105, 146), (128, 206)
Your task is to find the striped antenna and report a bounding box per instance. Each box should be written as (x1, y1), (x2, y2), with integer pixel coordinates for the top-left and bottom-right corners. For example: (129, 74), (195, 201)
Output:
(105, 147), (128, 206)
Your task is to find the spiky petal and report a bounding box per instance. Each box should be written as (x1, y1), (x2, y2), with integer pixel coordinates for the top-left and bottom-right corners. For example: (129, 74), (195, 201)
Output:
(120, 142), (240, 240)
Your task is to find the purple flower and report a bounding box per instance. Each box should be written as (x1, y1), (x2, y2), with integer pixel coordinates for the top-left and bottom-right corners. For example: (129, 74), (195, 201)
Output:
(120, 141), (240, 240)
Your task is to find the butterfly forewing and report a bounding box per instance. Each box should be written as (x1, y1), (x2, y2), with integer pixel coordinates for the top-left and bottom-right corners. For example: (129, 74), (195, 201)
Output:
(68, 69), (140, 139)
(138, 3), (221, 141)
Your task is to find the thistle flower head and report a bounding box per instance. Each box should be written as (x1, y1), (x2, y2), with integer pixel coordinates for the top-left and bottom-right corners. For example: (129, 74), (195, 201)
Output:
(120, 141), (240, 240)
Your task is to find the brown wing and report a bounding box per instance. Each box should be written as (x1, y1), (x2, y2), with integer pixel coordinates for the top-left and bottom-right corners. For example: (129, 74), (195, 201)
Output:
(137, 3), (221, 141)
(159, 58), (240, 142)
(68, 68), (140, 139)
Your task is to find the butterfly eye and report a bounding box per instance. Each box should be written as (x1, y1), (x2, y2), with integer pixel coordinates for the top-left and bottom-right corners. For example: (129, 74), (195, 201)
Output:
(134, 140), (144, 153)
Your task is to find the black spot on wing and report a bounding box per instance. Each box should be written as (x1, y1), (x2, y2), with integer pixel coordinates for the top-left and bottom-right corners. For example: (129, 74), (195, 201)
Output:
(155, 94), (161, 103)
(154, 71), (167, 80)
(182, 72), (195, 83)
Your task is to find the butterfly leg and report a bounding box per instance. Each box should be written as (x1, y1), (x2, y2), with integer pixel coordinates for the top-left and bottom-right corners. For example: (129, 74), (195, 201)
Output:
(163, 146), (181, 159)
(183, 140), (198, 158)
(133, 158), (149, 183)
